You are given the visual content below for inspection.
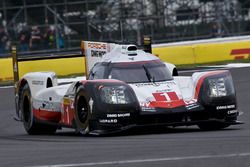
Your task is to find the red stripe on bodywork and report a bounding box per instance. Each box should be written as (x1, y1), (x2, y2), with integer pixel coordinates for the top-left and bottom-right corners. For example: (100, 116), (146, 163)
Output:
(230, 48), (250, 55)
(61, 104), (75, 126)
(194, 71), (228, 99)
(81, 79), (124, 84)
(150, 100), (185, 108)
(33, 109), (61, 122)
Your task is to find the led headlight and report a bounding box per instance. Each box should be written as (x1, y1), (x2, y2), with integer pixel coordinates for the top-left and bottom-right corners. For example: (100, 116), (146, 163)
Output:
(208, 77), (227, 97)
(100, 86), (132, 104)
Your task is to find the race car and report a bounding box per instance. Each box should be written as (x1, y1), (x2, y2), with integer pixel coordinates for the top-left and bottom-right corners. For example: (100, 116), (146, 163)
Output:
(14, 41), (242, 135)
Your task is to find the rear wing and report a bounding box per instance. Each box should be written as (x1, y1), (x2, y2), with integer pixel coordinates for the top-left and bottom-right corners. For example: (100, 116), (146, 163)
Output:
(80, 41), (117, 76)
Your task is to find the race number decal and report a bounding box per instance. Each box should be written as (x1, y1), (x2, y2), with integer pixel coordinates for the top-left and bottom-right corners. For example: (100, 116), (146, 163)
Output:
(153, 92), (179, 101)
(150, 92), (184, 108)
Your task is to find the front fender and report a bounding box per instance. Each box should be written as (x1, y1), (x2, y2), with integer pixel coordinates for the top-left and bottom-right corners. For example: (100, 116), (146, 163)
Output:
(73, 80), (140, 131)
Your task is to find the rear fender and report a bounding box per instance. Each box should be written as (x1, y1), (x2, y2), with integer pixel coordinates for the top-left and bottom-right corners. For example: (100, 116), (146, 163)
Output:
(15, 72), (58, 120)
(19, 72), (58, 97)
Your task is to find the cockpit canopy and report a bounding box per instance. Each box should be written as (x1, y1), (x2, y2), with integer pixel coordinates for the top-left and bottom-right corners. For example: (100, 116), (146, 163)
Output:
(89, 60), (173, 83)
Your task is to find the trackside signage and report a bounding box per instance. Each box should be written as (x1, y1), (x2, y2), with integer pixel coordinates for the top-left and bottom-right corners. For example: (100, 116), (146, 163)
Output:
(152, 36), (250, 65)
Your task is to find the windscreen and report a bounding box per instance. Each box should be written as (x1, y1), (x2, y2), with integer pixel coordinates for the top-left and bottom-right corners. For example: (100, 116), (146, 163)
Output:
(110, 61), (172, 83)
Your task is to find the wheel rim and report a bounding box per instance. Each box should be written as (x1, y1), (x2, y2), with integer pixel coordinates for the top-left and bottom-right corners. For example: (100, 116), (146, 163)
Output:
(77, 96), (88, 123)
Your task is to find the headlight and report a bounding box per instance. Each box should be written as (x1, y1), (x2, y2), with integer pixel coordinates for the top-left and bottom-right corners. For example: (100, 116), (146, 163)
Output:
(208, 77), (227, 97)
(100, 85), (132, 104)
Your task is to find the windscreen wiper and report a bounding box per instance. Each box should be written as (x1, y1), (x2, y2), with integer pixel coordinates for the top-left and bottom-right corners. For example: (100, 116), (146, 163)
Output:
(143, 65), (154, 82)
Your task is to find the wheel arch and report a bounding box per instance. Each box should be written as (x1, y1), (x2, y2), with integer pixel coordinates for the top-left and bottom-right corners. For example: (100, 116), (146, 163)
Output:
(173, 68), (178, 76)
(46, 77), (53, 88)
(18, 79), (29, 101)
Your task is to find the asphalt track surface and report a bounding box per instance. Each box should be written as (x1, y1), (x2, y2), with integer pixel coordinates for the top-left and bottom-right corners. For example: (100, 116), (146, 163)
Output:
(0, 67), (250, 167)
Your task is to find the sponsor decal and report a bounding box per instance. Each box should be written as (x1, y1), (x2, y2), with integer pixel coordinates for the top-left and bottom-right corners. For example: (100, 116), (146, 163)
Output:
(216, 104), (235, 110)
(99, 119), (118, 123)
(33, 100), (60, 112)
(89, 98), (93, 113)
(63, 97), (74, 109)
(41, 101), (54, 110)
(134, 81), (176, 88)
(186, 103), (200, 110)
(107, 113), (130, 118)
(184, 99), (197, 105)
(87, 42), (107, 50)
(63, 98), (70, 105)
(155, 89), (172, 93)
(140, 101), (156, 111)
(91, 50), (106, 57)
(141, 106), (156, 112)
(140, 102), (151, 108)
(85, 41), (109, 73)
(227, 110), (238, 114)
(230, 48), (250, 59)
(32, 80), (44, 85)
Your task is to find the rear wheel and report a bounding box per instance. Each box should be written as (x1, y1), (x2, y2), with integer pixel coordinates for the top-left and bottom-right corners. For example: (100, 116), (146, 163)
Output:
(74, 85), (90, 134)
(20, 83), (57, 135)
(198, 122), (229, 131)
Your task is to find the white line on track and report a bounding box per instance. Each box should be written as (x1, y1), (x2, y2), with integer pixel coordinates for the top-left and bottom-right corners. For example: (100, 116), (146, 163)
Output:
(0, 85), (14, 89)
(31, 152), (250, 167)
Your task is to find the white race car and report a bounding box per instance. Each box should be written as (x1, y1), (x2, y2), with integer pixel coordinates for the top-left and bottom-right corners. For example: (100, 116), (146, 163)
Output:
(14, 41), (241, 135)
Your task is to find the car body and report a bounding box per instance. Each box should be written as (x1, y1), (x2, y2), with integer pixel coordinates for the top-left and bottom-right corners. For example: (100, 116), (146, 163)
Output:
(15, 41), (242, 135)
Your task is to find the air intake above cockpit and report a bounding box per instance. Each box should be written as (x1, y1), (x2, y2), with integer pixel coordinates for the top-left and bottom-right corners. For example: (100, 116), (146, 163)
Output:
(121, 45), (138, 56)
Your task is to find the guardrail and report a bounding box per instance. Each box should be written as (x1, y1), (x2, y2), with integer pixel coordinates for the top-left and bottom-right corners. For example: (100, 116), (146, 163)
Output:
(1, 36), (250, 82)
(0, 47), (85, 82)
(152, 36), (250, 65)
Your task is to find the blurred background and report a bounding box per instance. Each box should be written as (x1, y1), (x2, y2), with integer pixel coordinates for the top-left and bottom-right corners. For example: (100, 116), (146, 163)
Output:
(0, 0), (250, 55)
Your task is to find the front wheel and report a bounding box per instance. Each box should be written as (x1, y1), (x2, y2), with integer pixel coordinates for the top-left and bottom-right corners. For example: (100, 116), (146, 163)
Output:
(74, 85), (91, 134)
(198, 122), (229, 131)
(20, 83), (57, 135)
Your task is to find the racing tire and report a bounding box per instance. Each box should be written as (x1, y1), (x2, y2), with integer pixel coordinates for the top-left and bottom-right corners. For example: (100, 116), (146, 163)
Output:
(198, 122), (229, 131)
(74, 85), (91, 134)
(20, 83), (57, 135)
